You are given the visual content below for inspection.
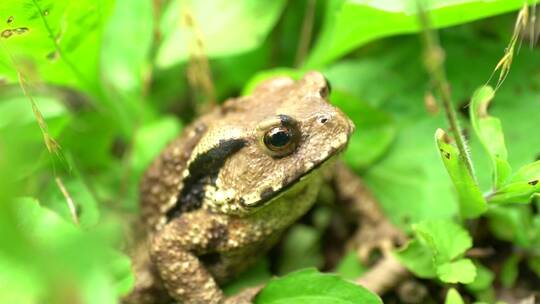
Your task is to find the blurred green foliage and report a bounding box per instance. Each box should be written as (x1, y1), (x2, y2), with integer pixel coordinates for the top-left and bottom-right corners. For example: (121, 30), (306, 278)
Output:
(1, 0), (540, 303)
(445, 288), (465, 304)
(255, 268), (382, 304)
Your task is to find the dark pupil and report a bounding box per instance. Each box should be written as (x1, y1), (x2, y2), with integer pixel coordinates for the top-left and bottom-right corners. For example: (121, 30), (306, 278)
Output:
(267, 128), (291, 148)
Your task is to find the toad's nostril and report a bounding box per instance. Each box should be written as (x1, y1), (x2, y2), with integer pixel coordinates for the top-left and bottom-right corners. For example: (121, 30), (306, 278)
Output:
(317, 114), (330, 124)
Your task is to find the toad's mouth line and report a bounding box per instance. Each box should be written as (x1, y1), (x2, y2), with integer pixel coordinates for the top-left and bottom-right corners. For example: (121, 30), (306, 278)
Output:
(245, 148), (345, 209)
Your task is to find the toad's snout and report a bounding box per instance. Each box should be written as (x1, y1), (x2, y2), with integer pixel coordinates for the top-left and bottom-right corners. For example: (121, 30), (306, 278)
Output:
(315, 108), (355, 147)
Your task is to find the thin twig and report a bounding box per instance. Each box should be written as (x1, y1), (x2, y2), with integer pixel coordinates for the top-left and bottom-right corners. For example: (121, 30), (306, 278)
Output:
(2, 32), (76, 223)
(55, 177), (79, 225)
(530, 2), (536, 49)
(0, 42), (65, 163)
(295, 0), (316, 67)
(417, 5), (476, 180)
(529, 1), (536, 50)
(17, 70), (62, 155)
(183, 6), (216, 114)
(487, 4), (531, 91)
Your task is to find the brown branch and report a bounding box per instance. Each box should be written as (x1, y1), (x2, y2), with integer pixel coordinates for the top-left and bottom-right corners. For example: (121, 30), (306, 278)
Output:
(332, 162), (409, 295)
(356, 252), (409, 295)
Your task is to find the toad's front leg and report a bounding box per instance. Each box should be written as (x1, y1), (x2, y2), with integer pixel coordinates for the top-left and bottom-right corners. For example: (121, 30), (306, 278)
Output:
(150, 213), (226, 304)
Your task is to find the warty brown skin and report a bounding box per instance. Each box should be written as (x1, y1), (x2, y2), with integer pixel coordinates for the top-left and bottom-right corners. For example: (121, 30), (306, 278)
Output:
(127, 72), (355, 304)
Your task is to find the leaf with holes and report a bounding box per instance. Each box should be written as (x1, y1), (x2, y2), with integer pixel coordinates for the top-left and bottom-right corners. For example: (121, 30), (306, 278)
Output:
(435, 129), (487, 218)
(0, 0), (114, 93)
(488, 161), (540, 204)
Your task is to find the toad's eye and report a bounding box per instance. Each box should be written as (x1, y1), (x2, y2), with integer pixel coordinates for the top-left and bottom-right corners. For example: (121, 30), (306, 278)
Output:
(264, 126), (292, 149)
(261, 115), (300, 157)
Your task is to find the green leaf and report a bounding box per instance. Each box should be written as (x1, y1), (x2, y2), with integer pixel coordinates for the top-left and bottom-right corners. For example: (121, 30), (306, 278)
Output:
(0, 89), (71, 179)
(435, 129), (487, 219)
(466, 263), (495, 302)
(105, 250), (135, 296)
(0, 0), (137, 138)
(255, 268), (382, 304)
(0, 90), (69, 130)
(0, 0), (114, 92)
(488, 180), (540, 204)
(305, 0), (531, 67)
(277, 224), (323, 275)
(469, 86), (511, 189)
(335, 251), (367, 280)
(332, 90), (397, 170)
(395, 239), (437, 278)
(527, 257), (540, 279)
(437, 259), (476, 284)
(58, 111), (119, 169)
(242, 68), (303, 95)
(445, 288), (465, 304)
(223, 259), (271, 296)
(396, 220), (474, 282)
(42, 174), (100, 227)
(341, 31), (540, 226)
(2, 198), (134, 303)
(363, 116), (460, 225)
(100, 0), (153, 96)
(132, 117), (183, 179)
(322, 58), (417, 109)
(510, 160), (540, 184)
(414, 220), (473, 262)
(500, 255), (521, 288)
(0, 253), (42, 304)
(157, 0), (286, 68)
(466, 262), (494, 292)
(487, 206), (531, 247)
(489, 161), (540, 204)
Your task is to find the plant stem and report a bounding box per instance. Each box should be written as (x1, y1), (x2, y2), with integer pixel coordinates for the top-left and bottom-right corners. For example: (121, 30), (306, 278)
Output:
(295, 0), (316, 67)
(417, 6), (476, 180)
(55, 177), (79, 225)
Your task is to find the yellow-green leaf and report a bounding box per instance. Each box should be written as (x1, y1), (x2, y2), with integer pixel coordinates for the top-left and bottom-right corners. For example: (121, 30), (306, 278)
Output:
(435, 129), (487, 218)
(469, 86), (511, 189)
(445, 288), (465, 304)
(489, 161), (540, 204)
